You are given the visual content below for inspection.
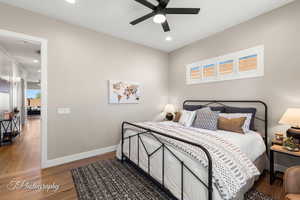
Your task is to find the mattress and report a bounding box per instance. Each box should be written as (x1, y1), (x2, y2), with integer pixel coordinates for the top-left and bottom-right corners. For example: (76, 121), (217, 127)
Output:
(116, 121), (266, 200)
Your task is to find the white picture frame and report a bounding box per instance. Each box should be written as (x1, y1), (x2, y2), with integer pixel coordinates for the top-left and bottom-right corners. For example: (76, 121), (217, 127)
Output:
(108, 80), (141, 104)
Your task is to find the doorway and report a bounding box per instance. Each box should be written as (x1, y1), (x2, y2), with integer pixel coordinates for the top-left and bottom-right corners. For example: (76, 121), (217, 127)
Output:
(0, 29), (47, 176)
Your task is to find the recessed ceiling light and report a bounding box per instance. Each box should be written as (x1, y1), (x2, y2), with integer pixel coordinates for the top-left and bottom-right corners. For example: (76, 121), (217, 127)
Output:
(38, 70), (41, 73)
(166, 36), (172, 41)
(65, 0), (76, 4)
(153, 14), (166, 24)
(33, 59), (39, 63)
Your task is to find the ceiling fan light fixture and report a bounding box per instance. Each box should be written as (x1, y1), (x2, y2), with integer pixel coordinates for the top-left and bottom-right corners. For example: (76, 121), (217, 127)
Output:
(130, 0), (201, 32)
(153, 14), (166, 24)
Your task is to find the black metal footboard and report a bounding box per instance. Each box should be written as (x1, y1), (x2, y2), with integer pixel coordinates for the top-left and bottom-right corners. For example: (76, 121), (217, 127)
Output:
(121, 121), (213, 200)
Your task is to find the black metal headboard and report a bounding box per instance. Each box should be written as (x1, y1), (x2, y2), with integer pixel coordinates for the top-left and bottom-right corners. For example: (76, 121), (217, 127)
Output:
(183, 100), (268, 151)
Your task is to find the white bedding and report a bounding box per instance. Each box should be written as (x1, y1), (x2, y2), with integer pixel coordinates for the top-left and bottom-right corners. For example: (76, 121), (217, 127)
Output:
(116, 121), (266, 200)
(202, 127), (266, 162)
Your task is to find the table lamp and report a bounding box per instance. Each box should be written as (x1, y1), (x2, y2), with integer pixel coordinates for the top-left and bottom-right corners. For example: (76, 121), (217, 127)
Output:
(164, 104), (176, 121)
(279, 108), (300, 142)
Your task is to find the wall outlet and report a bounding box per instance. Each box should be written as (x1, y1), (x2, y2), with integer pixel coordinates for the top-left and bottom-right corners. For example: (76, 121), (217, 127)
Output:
(57, 108), (71, 115)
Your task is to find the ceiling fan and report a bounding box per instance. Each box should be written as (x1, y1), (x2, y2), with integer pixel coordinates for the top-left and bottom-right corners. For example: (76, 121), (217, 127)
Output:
(130, 0), (200, 32)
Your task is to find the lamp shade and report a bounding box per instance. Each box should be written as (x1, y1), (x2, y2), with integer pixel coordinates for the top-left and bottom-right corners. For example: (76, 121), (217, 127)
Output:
(164, 104), (176, 113)
(279, 108), (300, 128)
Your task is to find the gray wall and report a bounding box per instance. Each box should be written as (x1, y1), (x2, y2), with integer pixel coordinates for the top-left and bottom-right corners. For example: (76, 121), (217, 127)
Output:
(169, 1), (300, 167)
(0, 46), (25, 115)
(0, 48), (11, 113)
(0, 3), (168, 160)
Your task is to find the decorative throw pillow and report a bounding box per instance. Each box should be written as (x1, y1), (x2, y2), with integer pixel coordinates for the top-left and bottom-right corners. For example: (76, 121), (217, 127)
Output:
(178, 110), (196, 127)
(219, 113), (252, 133)
(193, 107), (220, 131)
(173, 112), (181, 122)
(224, 106), (257, 130)
(218, 117), (247, 134)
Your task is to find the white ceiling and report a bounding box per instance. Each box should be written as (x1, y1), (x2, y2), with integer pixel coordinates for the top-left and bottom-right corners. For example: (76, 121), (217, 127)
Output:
(0, 35), (41, 82)
(0, 0), (294, 52)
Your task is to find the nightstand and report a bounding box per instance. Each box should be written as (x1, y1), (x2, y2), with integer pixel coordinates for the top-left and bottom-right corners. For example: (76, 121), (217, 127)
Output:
(270, 145), (300, 184)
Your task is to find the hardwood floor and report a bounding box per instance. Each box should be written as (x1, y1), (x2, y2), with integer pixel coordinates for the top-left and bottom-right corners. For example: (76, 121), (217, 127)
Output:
(0, 118), (41, 176)
(0, 153), (285, 200)
(0, 152), (115, 200)
(254, 172), (285, 200)
(0, 119), (285, 200)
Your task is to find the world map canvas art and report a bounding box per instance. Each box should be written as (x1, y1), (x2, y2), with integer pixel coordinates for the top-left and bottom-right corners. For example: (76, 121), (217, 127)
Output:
(109, 80), (141, 104)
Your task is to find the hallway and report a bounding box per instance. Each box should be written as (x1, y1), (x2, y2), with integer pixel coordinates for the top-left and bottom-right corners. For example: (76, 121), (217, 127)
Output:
(0, 118), (40, 176)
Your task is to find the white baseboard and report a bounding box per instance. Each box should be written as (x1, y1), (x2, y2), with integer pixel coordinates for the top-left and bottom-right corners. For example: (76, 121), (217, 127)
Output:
(43, 145), (117, 168)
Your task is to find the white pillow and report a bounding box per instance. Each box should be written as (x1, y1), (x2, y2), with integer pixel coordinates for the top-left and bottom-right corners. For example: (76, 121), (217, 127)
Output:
(219, 113), (253, 133)
(179, 110), (196, 127)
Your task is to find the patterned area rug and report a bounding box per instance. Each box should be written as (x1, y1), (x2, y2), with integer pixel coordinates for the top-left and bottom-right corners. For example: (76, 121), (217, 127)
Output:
(245, 189), (273, 200)
(71, 159), (273, 200)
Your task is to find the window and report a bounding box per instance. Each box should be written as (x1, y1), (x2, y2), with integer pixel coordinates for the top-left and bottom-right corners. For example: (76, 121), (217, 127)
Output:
(239, 54), (257, 72)
(190, 66), (201, 80)
(186, 45), (264, 85)
(203, 64), (216, 78)
(219, 60), (234, 75)
(27, 89), (41, 99)
(26, 90), (41, 107)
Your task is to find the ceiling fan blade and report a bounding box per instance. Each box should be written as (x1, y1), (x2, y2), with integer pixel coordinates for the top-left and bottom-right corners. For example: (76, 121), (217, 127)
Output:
(130, 12), (156, 25)
(159, 0), (170, 8)
(165, 8), (200, 14)
(134, 0), (156, 10)
(162, 20), (170, 32)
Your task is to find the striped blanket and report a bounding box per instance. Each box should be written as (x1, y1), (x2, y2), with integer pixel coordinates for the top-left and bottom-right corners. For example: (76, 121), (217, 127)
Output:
(126, 122), (259, 200)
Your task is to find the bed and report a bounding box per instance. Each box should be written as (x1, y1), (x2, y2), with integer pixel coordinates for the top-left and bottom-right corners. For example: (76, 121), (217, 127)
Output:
(116, 100), (268, 200)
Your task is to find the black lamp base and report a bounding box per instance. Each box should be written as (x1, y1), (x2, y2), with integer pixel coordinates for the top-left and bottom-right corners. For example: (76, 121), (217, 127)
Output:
(287, 127), (300, 143)
(165, 113), (174, 121)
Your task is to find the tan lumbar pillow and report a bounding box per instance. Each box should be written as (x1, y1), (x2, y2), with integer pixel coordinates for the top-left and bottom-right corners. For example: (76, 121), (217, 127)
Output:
(218, 117), (247, 134)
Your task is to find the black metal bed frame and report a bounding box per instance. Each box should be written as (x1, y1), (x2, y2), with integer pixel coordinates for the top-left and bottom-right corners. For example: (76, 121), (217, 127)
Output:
(183, 100), (268, 151)
(121, 100), (268, 200)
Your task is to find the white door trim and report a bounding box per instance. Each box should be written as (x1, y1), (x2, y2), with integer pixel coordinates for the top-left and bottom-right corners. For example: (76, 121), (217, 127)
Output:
(0, 29), (48, 169)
